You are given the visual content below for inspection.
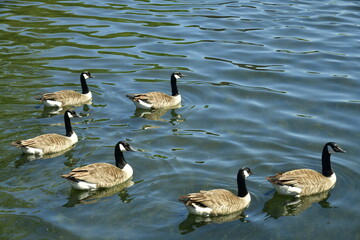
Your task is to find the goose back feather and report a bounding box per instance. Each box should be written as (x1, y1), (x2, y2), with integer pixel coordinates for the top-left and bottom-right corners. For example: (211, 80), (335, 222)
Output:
(12, 133), (77, 155)
(40, 90), (92, 107)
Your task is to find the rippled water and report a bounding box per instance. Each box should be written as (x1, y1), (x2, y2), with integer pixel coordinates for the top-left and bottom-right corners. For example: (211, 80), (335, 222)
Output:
(1, 0), (360, 239)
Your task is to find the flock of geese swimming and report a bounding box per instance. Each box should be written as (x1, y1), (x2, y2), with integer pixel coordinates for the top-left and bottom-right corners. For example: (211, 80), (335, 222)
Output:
(11, 71), (346, 217)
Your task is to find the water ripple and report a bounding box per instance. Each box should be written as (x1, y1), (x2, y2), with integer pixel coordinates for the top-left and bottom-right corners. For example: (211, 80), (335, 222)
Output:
(1, 0), (360, 239)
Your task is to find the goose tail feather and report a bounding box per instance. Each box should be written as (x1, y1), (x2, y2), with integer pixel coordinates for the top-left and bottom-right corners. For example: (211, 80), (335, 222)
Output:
(126, 94), (135, 100)
(35, 95), (43, 100)
(178, 195), (190, 204)
(266, 175), (283, 185)
(61, 173), (79, 182)
(11, 141), (22, 147)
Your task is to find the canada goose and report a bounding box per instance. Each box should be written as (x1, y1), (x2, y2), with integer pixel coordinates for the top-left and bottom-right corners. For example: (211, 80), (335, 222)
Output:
(36, 71), (94, 108)
(126, 72), (185, 109)
(178, 167), (253, 216)
(11, 110), (80, 155)
(266, 142), (346, 197)
(61, 141), (135, 190)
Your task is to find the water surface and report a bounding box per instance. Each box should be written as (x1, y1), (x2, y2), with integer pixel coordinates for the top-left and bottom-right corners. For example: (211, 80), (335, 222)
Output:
(1, 0), (360, 239)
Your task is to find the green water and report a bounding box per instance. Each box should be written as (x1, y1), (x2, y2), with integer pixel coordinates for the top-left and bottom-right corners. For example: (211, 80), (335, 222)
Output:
(1, 0), (360, 239)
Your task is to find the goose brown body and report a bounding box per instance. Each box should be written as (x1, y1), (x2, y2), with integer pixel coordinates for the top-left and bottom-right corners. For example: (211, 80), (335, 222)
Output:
(39, 90), (91, 107)
(179, 167), (253, 216)
(266, 142), (345, 197)
(61, 162), (132, 189)
(179, 189), (250, 216)
(266, 169), (336, 196)
(12, 133), (77, 154)
(127, 91), (181, 109)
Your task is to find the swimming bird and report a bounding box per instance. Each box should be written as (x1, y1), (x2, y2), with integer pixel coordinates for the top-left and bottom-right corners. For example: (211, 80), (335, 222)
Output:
(126, 72), (185, 109)
(266, 142), (345, 197)
(61, 141), (135, 190)
(11, 110), (80, 155)
(178, 167), (253, 216)
(36, 71), (94, 108)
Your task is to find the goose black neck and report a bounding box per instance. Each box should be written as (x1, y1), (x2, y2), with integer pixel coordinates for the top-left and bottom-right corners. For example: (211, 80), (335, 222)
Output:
(115, 146), (127, 169)
(80, 75), (90, 94)
(64, 113), (73, 137)
(170, 75), (179, 96)
(322, 144), (333, 177)
(237, 171), (248, 198)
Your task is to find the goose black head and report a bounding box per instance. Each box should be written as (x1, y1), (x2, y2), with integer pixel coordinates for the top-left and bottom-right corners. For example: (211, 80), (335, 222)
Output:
(65, 110), (80, 118)
(172, 72), (186, 79)
(240, 167), (254, 178)
(81, 71), (94, 79)
(117, 141), (136, 152)
(326, 142), (346, 154)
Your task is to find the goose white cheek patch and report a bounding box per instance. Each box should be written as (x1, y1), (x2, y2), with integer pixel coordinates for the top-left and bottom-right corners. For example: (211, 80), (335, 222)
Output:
(119, 144), (127, 152)
(83, 74), (90, 79)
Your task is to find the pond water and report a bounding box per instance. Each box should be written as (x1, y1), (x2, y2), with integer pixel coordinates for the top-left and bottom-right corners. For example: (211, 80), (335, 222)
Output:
(1, 0), (360, 239)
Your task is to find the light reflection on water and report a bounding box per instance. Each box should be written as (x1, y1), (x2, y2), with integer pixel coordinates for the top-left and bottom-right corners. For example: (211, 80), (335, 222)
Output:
(1, 0), (360, 239)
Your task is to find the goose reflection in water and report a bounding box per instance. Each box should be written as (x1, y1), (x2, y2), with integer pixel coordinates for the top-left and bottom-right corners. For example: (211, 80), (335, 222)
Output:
(39, 103), (91, 118)
(15, 146), (76, 167)
(262, 190), (333, 219)
(63, 180), (134, 207)
(179, 211), (248, 234)
(132, 103), (182, 123)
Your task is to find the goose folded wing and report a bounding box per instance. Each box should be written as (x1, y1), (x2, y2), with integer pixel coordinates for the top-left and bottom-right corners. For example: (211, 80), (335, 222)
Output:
(65, 163), (128, 188)
(276, 172), (311, 188)
(43, 90), (82, 100)
(135, 92), (173, 103)
(17, 134), (72, 148)
(187, 190), (235, 208)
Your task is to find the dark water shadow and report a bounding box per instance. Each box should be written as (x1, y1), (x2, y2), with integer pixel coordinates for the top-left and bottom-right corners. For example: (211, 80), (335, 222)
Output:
(179, 211), (248, 234)
(262, 191), (333, 219)
(0, 214), (83, 240)
(63, 180), (134, 207)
